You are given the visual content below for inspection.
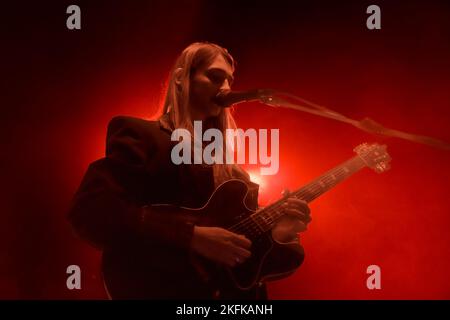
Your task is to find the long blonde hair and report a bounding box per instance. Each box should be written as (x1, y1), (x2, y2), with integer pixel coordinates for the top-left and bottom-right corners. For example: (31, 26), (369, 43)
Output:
(159, 42), (247, 185)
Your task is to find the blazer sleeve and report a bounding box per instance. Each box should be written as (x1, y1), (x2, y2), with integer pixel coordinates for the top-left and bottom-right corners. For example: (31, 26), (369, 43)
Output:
(67, 116), (195, 251)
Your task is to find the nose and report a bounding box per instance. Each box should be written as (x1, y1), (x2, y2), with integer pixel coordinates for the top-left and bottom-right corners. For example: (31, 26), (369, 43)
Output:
(220, 79), (231, 91)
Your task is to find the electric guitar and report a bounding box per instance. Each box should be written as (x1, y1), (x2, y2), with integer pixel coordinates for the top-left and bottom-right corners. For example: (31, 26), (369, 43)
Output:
(103, 143), (391, 297)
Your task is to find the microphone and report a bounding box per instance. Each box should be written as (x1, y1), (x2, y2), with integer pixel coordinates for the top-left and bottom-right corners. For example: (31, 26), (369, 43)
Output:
(213, 89), (274, 107)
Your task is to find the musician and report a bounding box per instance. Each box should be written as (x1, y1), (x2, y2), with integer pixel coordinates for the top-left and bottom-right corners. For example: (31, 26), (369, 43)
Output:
(68, 42), (312, 299)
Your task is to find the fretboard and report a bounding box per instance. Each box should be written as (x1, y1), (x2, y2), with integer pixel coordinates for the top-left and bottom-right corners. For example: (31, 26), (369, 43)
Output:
(229, 156), (366, 236)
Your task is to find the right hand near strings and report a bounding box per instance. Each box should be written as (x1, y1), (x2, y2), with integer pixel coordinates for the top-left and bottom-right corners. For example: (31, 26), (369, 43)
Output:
(190, 226), (252, 267)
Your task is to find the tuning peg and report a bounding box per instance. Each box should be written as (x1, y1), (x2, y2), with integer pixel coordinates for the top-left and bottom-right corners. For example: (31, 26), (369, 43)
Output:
(375, 162), (391, 173)
(281, 189), (291, 197)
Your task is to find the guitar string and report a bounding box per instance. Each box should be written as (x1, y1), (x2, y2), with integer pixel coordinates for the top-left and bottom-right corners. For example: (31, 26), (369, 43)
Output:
(257, 160), (364, 229)
(261, 165), (356, 224)
(229, 176), (339, 235)
(230, 172), (347, 236)
(228, 157), (365, 235)
(229, 169), (347, 234)
(229, 186), (318, 236)
(229, 167), (354, 235)
(230, 163), (354, 233)
(230, 180), (331, 235)
(236, 149), (387, 234)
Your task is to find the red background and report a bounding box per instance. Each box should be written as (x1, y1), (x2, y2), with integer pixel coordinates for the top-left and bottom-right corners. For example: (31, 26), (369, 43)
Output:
(2, 0), (450, 299)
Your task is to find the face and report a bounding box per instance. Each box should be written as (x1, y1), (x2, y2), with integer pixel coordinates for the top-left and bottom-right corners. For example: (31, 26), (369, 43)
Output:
(189, 54), (234, 120)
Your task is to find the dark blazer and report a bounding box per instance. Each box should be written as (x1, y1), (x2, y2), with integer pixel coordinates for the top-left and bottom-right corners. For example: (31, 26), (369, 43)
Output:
(68, 114), (264, 299)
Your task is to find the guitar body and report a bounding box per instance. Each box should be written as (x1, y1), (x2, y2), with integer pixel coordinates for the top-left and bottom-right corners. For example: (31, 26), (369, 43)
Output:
(102, 179), (304, 298)
(186, 179), (304, 290)
(102, 143), (390, 299)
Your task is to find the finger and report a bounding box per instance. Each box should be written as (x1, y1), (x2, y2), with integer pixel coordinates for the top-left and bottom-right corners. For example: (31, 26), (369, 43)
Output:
(229, 233), (252, 249)
(233, 246), (251, 259)
(292, 221), (307, 233)
(280, 216), (307, 233)
(284, 208), (312, 223)
(284, 199), (311, 216)
(224, 256), (237, 268)
(286, 198), (311, 214)
(282, 201), (311, 217)
(225, 254), (244, 267)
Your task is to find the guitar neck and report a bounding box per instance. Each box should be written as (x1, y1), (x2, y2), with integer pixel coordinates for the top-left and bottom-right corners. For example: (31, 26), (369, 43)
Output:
(294, 155), (366, 202)
(251, 155), (367, 232)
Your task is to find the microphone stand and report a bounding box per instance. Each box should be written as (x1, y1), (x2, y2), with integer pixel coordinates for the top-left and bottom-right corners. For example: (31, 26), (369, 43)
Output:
(249, 89), (450, 151)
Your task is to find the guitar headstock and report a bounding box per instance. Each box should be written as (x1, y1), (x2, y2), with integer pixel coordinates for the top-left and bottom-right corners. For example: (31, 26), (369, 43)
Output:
(354, 143), (391, 173)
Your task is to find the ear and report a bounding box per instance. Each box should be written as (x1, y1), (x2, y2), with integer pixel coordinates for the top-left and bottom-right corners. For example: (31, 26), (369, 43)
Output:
(174, 68), (183, 87)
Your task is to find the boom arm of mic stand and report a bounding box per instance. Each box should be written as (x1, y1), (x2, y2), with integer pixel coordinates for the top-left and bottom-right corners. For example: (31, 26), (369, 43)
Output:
(256, 90), (450, 150)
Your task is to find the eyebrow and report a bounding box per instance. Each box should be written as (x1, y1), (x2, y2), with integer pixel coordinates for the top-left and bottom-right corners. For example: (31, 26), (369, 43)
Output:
(207, 68), (234, 83)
